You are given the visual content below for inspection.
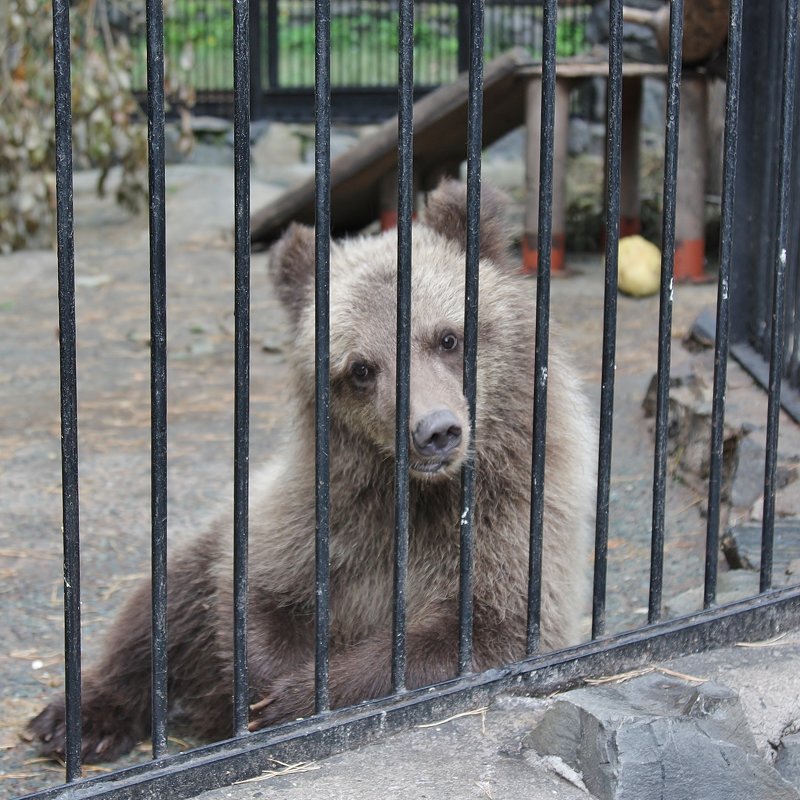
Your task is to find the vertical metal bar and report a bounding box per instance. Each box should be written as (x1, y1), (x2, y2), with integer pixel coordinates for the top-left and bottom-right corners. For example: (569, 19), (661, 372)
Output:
(648, 0), (683, 625)
(314, 0), (332, 715)
(758, 3), (787, 364)
(704, 0), (743, 609)
(146, 0), (168, 760)
(526, 0), (557, 657)
(392, 0), (414, 693)
(51, 0), (82, 781)
(761, 0), (798, 593)
(591, 0), (623, 640)
(232, 0), (251, 738)
(458, 0), (484, 676)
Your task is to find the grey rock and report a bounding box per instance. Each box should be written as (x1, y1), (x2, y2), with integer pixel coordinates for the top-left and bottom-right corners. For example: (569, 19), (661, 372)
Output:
(723, 520), (800, 582)
(641, 77), (667, 136)
(165, 124), (187, 164)
(731, 437), (770, 508)
(641, 361), (742, 492)
(485, 126), (525, 161)
(251, 122), (305, 169)
(586, 1), (662, 62)
(777, 733), (800, 788)
(777, 483), (800, 519)
(526, 672), (800, 800)
(664, 569), (761, 618)
(190, 115), (233, 136)
(568, 118), (592, 156)
(727, 431), (798, 517)
(195, 702), (593, 800)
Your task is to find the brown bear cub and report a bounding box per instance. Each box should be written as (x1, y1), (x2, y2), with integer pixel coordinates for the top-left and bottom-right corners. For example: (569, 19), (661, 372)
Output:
(29, 181), (596, 763)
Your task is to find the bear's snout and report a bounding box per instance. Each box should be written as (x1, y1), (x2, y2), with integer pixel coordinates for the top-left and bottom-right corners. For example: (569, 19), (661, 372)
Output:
(412, 409), (462, 462)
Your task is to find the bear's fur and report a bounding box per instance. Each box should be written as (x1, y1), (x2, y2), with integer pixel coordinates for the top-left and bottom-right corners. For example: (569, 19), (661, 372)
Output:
(28, 181), (596, 763)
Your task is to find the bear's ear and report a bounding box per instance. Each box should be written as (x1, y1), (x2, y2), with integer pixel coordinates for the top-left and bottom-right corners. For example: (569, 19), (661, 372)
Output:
(423, 179), (511, 266)
(268, 223), (316, 327)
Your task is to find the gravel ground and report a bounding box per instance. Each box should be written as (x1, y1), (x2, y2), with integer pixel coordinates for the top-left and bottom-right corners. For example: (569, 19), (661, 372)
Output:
(0, 157), (795, 798)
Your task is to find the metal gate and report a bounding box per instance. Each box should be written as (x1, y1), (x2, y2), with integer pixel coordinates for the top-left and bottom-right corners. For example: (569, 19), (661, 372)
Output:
(10, 0), (800, 797)
(129, 0), (593, 120)
(730, 0), (800, 424)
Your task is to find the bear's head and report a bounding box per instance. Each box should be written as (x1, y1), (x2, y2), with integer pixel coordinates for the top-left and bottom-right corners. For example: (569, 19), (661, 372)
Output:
(269, 180), (527, 482)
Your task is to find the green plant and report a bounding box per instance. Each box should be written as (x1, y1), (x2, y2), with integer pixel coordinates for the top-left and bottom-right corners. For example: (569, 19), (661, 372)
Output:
(1, 0), (196, 252)
(1, 0), (149, 251)
(555, 21), (587, 58)
(164, 0), (233, 49)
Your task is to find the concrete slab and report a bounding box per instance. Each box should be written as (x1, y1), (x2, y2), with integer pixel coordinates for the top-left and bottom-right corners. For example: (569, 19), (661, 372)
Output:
(191, 637), (800, 800)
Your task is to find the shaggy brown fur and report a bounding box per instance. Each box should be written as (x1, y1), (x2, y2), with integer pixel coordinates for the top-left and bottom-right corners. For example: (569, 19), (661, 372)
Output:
(28, 180), (596, 763)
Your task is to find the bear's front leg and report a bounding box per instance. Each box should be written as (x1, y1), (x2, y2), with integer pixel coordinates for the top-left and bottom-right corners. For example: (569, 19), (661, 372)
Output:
(28, 534), (226, 763)
(27, 579), (155, 763)
(27, 680), (148, 764)
(248, 606), (468, 731)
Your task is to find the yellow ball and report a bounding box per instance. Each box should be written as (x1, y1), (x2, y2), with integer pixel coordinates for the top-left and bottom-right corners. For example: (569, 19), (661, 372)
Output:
(616, 235), (662, 298)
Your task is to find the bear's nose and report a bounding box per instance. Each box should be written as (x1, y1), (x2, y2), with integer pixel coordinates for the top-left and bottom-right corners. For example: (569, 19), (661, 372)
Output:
(412, 410), (462, 458)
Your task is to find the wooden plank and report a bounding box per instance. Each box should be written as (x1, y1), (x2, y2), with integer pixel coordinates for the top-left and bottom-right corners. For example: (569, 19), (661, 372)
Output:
(251, 48), (534, 245)
(518, 60), (668, 79)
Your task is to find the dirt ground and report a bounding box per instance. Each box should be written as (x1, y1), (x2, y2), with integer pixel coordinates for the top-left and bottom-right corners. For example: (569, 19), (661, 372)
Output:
(1, 162), (797, 798)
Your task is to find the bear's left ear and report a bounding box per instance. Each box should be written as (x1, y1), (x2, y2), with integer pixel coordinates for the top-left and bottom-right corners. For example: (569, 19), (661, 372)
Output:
(423, 179), (511, 266)
(268, 223), (316, 328)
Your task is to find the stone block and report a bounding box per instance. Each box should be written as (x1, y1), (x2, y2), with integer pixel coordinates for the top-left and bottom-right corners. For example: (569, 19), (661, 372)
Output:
(723, 520), (800, 583)
(526, 672), (800, 800)
(776, 733), (800, 789)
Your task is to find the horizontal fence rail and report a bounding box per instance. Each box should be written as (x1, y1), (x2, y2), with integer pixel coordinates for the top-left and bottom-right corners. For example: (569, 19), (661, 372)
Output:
(19, 588), (800, 800)
(12, 0), (800, 797)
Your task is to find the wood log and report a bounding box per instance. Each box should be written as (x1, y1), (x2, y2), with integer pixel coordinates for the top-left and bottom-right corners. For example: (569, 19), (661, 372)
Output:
(623, 1), (729, 65)
(251, 48), (533, 245)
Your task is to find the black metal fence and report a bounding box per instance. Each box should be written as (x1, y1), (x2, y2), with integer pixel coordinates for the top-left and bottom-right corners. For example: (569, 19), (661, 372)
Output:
(730, 0), (800, 424)
(129, 0), (593, 119)
(13, 0), (800, 797)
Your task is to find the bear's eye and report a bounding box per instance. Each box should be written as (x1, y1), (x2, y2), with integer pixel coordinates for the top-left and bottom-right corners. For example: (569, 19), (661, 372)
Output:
(350, 362), (375, 386)
(440, 332), (459, 352)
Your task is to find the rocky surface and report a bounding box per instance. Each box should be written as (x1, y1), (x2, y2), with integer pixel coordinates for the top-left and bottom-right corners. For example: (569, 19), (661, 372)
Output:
(528, 672), (799, 800)
(189, 639), (800, 800)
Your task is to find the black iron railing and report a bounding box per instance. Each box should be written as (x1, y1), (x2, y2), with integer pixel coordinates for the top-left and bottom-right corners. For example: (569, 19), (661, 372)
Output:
(730, 0), (800, 423)
(13, 0), (800, 797)
(51, 0), (82, 782)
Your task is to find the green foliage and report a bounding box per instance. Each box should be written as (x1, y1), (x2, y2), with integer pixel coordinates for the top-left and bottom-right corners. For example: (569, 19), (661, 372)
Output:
(129, 1), (587, 93)
(276, 10), (462, 87)
(555, 21), (587, 59)
(164, 0), (233, 51)
(0, 0), (152, 252)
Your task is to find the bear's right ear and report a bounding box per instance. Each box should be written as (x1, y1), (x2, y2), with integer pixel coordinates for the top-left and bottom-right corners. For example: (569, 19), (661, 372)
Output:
(423, 179), (512, 266)
(268, 223), (316, 328)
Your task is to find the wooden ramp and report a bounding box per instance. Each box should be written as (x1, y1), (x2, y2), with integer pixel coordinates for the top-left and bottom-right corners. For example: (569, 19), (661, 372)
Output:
(251, 48), (533, 246)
